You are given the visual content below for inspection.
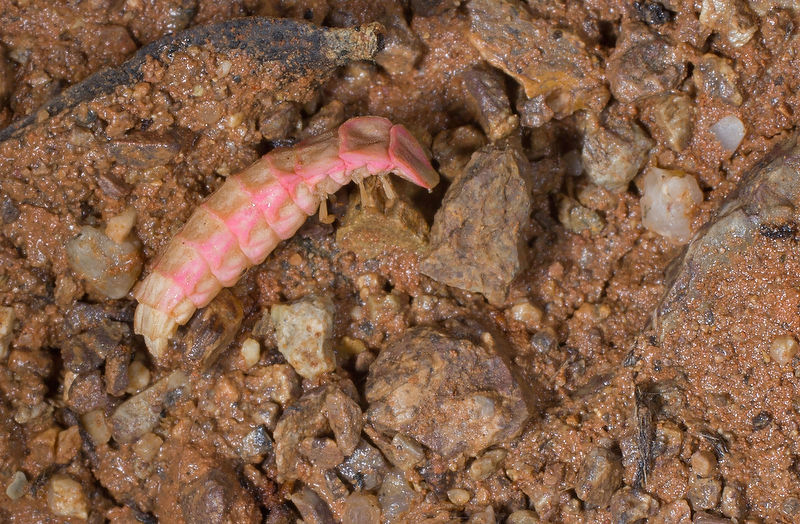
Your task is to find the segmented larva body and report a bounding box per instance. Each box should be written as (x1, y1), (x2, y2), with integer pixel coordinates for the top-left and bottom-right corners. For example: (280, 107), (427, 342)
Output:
(133, 116), (439, 358)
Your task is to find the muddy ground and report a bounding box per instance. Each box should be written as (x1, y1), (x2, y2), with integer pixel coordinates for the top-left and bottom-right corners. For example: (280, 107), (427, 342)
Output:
(2, 0), (800, 522)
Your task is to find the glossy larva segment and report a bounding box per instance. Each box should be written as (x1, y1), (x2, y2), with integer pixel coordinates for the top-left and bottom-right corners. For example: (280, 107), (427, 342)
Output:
(294, 131), (347, 185)
(181, 207), (250, 287)
(237, 167), (307, 239)
(135, 270), (186, 313)
(153, 240), (218, 307)
(202, 178), (277, 264)
(134, 116), (439, 358)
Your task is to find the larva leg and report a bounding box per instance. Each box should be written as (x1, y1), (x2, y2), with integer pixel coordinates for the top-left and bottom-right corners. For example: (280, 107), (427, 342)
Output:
(134, 116), (438, 359)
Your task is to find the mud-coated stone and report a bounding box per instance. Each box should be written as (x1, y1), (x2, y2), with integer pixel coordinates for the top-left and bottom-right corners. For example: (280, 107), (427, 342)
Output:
(606, 23), (686, 104)
(274, 382), (361, 481)
(649, 134), (800, 524)
(365, 322), (538, 459)
(421, 144), (533, 305)
(575, 447), (623, 508)
(467, 0), (608, 119)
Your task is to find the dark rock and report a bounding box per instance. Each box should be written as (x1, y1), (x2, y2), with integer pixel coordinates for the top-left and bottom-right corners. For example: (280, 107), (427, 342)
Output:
(104, 345), (131, 396)
(366, 322), (538, 459)
(337, 440), (390, 491)
(606, 23), (686, 103)
(410, 0), (461, 17)
(374, 14), (422, 76)
(421, 144), (533, 305)
(180, 471), (235, 524)
(106, 131), (182, 169)
(178, 289), (242, 370)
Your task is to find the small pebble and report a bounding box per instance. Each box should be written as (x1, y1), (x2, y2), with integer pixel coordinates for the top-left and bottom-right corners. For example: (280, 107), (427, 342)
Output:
(240, 338), (261, 369)
(447, 488), (472, 506)
(104, 207), (137, 244)
(506, 509), (540, 523)
(770, 335), (798, 365)
(691, 450), (717, 477)
(469, 449), (507, 481)
(126, 360), (151, 394)
(5, 471), (28, 500)
(46, 474), (88, 519)
(710, 115), (745, 152)
(81, 409), (111, 445)
(507, 301), (543, 331)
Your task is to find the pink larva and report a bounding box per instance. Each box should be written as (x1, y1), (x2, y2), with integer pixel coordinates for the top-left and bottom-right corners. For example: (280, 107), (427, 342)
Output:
(133, 116), (439, 358)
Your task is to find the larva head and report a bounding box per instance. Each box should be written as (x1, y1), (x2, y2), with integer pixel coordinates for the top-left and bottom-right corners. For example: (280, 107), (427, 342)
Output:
(338, 116), (439, 190)
(387, 124), (440, 190)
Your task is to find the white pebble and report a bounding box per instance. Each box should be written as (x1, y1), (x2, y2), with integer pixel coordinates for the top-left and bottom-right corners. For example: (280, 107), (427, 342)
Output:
(271, 296), (335, 380)
(240, 338), (261, 369)
(710, 115), (745, 152)
(46, 475), (88, 520)
(770, 335), (799, 366)
(640, 167), (703, 244)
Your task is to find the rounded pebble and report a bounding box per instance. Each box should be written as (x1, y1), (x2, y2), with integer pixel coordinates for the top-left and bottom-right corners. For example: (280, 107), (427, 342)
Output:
(770, 335), (798, 366)
(448, 488), (472, 505)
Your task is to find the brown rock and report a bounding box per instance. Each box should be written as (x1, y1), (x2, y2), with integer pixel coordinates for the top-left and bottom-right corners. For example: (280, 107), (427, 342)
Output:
(695, 54), (742, 106)
(687, 478), (722, 511)
(178, 289), (243, 370)
(421, 144), (533, 305)
(374, 14), (423, 76)
(274, 382), (361, 481)
(467, 0), (607, 118)
(462, 67), (518, 141)
(640, 93), (695, 152)
(574, 447), (623, 508)
(324, 387), (363, 456)
(67, 371), (107, 414)
(606, 23), (687, 104)
(432, 125), (487, 181)
(366, 322), (538, 459)
(106, 130), (182, 169)
(290, 487), (335, 524)
(581, 113), (653, 193)
(609, 487), (659, 523)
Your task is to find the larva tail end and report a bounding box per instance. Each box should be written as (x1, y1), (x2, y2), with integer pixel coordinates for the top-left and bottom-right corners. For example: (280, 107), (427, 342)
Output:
(388, 125), (440, 190)
(133, 303), (178, 360)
